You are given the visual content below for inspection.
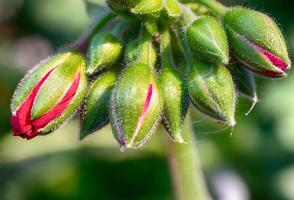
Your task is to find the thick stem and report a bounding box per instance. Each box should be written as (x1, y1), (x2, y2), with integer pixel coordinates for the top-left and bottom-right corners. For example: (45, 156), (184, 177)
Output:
(166, 113), (211, 200)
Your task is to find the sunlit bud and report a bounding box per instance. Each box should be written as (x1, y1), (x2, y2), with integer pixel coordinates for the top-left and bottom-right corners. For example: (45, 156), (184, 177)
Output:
(160, 67), (189, 143)
(124, 40), (140, 64)
(124, 34), (157, 67)
(163, 0), (181, 18)
(186, 16), (229, 65)
(80, 68), (118, 139)
(11, 51), (87, 140)
(188, 60), (236, 126)
(224, 7), (291, 77)
(110, 63), (163, 149)
(87, 32), (122, 75)
(130, 0), (163, 15)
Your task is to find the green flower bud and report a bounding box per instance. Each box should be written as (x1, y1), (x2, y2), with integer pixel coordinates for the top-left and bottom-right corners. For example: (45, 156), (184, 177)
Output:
(107, 0), (135, 21)
(124, 40), (139, 64)
(87, 32), (123, 75)
(227, 62), (257, 103)
(188, 60), (236, 126)
(163, 0), (181, 18)
(160, 29), (188, 143)
(186, 16), (229, 65)
(110, 63), (163, 149)
(130, 0), (163, 15)
(224, 7), (291, 77)
(160, 66), (188, 143)
(143, 19), (159, 36)
(80, 68), (118, 139)
(11, 51), (87, 139)
(124, 34), (157, 67)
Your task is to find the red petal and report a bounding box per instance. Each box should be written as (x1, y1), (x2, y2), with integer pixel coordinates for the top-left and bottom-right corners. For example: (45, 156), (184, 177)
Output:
(32, 72), (80, 130)
(11, 67), (56, 139)
(129, 84), (153, 144)
(254, 45), (288, 70)
(11, 67), (81, 140)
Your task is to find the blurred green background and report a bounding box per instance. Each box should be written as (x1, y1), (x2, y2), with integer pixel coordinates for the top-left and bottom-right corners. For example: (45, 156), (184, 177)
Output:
(0, 0), (294, 199)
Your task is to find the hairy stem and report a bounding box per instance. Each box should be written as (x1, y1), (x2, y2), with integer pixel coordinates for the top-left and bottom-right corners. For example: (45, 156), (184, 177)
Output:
(166, 113), (211, 200)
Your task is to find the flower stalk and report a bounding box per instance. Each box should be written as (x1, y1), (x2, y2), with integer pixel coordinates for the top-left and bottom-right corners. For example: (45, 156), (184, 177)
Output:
(167, 112), (211, 200)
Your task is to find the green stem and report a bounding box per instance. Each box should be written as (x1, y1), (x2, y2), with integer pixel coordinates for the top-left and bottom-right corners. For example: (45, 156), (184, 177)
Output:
(193, 0), (228, 16)
(73, 11), (116, 50)
(166, 113), (211, 200)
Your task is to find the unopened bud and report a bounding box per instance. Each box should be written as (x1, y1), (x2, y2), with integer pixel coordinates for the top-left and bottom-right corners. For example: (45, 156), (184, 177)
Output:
(130, 0), (163, 15)
(224, 7), (291, 77)
(160, 66), (189, 143)
(80, 68), (118, 139)
(227, 62), (257, 102)
(110, 63), (163, 148)
(163, 0), (181, 18)
(87, 32), (122, 75)
(188, 60), (236, 126)
(11, 51), (87, 140)
(186, 16), (229, 65)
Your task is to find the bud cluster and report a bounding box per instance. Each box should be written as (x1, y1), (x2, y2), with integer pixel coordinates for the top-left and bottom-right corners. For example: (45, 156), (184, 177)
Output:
(10, 0), (291, 149)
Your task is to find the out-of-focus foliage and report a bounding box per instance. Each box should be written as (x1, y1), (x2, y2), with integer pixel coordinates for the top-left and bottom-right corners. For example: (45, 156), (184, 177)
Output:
(0, 0), (293, 199)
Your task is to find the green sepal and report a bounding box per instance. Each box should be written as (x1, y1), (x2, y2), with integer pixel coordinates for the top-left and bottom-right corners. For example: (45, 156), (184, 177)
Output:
(124, 31), (157, 67)
(160, 66), (189, 143)
(130, 0), (163, 15)
(188, 60), (236, 126)
(163, 0), (181, 18)
(80, 68), (118, 139)
(186, 16), (229, 65)
(107, 0), (135, 21)
(143, 19), (159, 36)
(110, 63), (163, 149)
(87, 32), (123, 75)
(124, 40), (139, 64)
(227, 62), (257, 102)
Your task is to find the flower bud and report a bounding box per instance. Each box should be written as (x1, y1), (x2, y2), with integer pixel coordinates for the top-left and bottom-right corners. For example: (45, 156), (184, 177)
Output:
(87, 32), (122, 75)
(107, 0), (135, 21)
(163, 0), (181, 18)
(124, 38), (157, 67)
(124, 40), (139, 64)
(188, 60), (236, 126)
(227, 63), (257, 102)
(11, 51), (87, 140)
(160, 66), (189, 143)
(186, 16), (229, 65)
(224, 7), (291, 77)
(110, 63), (163, 148)
(80, 68), (118, 139)
(130, 0), (163, 15)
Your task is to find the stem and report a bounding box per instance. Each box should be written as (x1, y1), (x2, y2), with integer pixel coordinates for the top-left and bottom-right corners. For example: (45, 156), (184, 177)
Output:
(73, 11), (116, 51)
(166, 113), (211, 200)
(193, 0), (228, 16)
